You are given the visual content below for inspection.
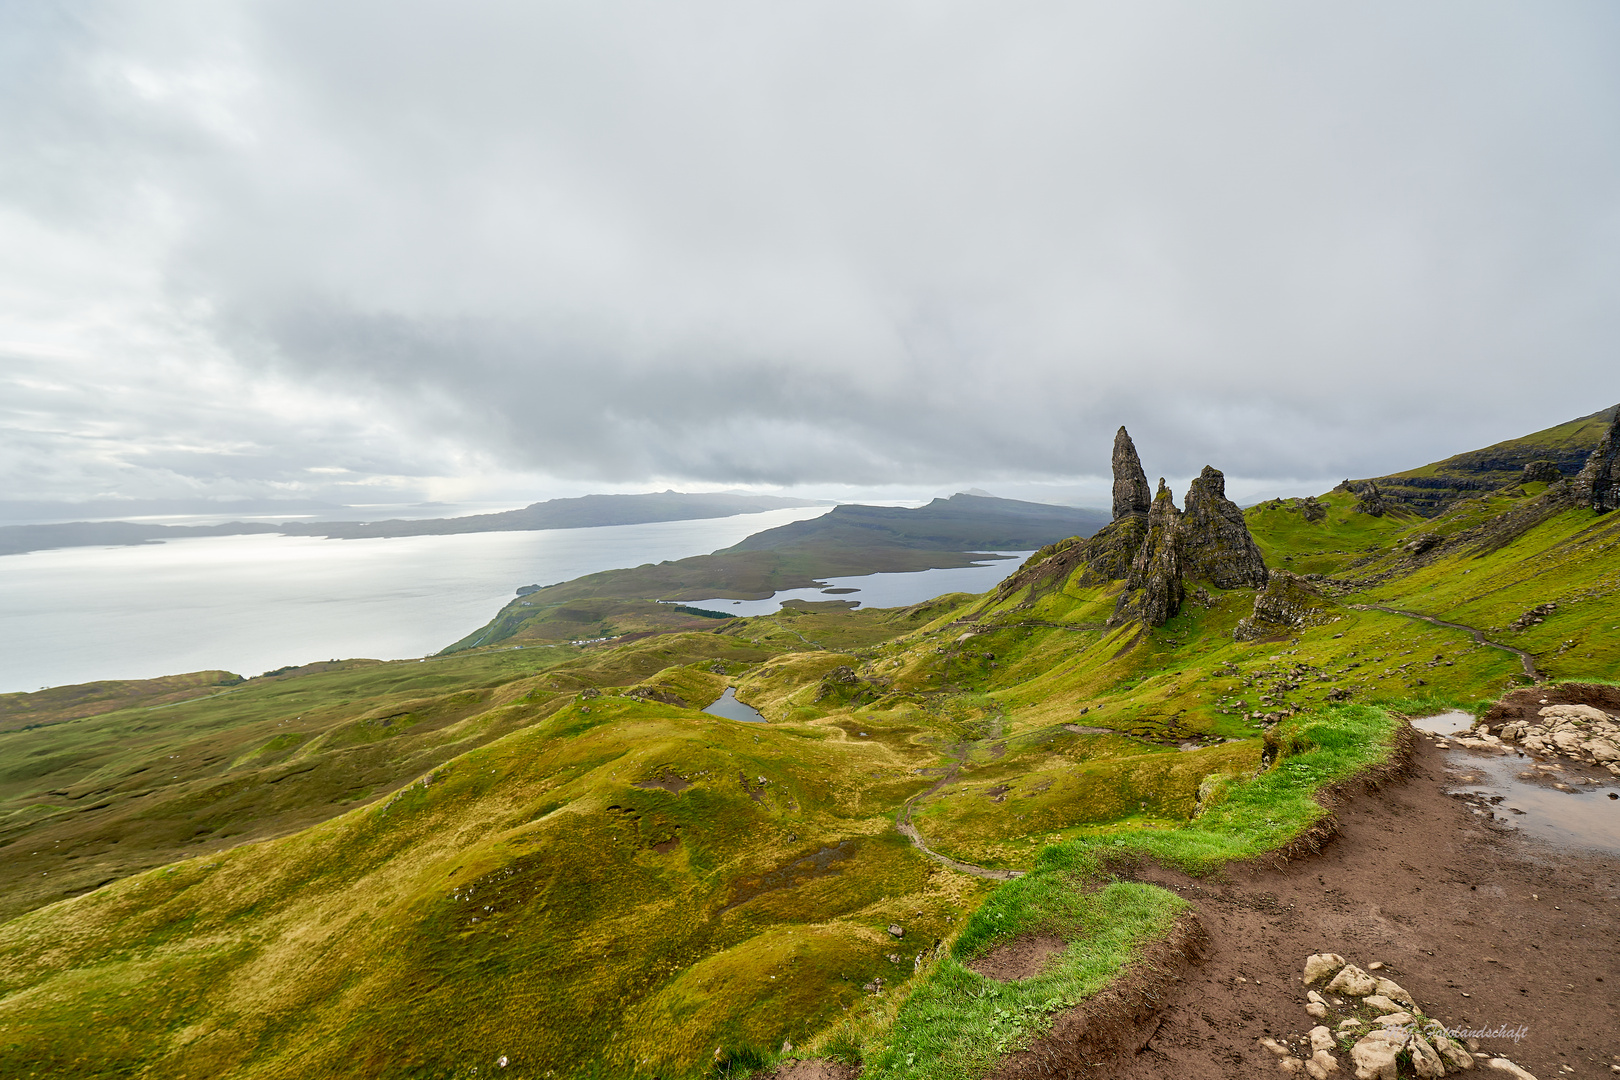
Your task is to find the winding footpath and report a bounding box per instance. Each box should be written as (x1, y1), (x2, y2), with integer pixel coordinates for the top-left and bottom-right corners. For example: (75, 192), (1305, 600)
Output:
(1348, 602), (1542, 681)
(894, 741), (1024, 881)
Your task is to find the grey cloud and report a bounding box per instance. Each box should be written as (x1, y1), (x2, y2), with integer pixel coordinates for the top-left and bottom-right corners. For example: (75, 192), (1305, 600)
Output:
(3, 1), (1619, 503)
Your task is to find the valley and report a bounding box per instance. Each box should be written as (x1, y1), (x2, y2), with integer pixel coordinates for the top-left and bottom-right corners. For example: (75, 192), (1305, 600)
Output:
(0, 409), (1616, 1079)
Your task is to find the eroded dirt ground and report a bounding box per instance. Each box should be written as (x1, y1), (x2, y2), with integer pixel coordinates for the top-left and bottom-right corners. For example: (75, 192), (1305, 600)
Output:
(1092, 737), (1620, 1079)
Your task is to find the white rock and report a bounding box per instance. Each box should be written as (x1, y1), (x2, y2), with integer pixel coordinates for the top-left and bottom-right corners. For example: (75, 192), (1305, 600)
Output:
(1261, 1038), (1291, 1056)
(1374, 1011), (1413, 1027)
(1280, 1056), (1305, 1075)
(1361, 995), (1401, 1014)
(1410, 1032), (1447, 1078)
(1540, 704), (1609, 724)
(1337, 1019), (1365, 1031)
(1429, 1030), (1474, 1070)
(1306, 1001), (1329, 1019)
(1350, 1031), (1404, 1080)
(1308, 1052), (1341, 1080)
(1327, 964), (1379, 997)
(1585, 740), (1620, 762)
(1372, 976), (1413, 1005)
(1305, 953), (1348, 984)
(1486, 1058), (1539, 1080)
(1553, 731), (1584, 752)
(1311, 1026), (1336, 1052)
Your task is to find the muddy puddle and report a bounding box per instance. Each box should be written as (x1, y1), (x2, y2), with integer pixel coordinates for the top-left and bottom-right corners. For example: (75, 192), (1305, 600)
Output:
(703, 687), (766, 723)
(1413, 710), (1478, 736)
(1443, 749), (1620, 854)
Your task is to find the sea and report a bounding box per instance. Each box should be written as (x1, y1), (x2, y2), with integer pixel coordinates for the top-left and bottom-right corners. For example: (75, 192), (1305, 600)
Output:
(0, 508), (1031, 694)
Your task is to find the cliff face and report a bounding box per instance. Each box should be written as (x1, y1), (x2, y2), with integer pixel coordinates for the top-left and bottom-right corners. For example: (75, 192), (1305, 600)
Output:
(1573, 410), (1620, 513)
(1180, 466), (1269, 590)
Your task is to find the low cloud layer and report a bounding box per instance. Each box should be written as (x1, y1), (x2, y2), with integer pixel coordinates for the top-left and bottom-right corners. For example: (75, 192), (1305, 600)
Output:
(3, 2), (1618, 511)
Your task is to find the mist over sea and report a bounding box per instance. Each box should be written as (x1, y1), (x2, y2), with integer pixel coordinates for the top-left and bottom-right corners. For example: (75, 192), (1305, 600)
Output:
(0, 507), (1031, 694)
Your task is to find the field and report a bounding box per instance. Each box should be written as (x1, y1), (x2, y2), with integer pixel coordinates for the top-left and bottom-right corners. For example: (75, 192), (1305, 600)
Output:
(1, 428), (1618, 1078)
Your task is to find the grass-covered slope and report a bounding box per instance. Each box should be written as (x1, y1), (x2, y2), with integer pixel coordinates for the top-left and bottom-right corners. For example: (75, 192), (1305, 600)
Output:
(3, 418), (1620, 1079)
(1350, 403), (1617, 515)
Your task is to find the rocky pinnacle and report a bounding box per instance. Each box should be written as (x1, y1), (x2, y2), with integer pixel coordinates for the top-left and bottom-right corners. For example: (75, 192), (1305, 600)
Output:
(1114, 479), (1184, 626)
(1180, 465), (1270, 590)
(1111, 427), (1153, 521)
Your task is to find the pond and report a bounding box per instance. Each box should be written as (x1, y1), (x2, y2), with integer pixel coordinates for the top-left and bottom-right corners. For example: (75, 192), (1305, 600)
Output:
(703, 687), (767, 723)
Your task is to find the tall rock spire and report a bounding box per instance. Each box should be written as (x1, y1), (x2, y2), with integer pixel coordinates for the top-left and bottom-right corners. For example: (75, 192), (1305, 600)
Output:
(1180, 466), (1270, 589)
(1573, 407), (1620, 513)
(1112, 479), (1184, 626)
(1111, 427), (1152, 521)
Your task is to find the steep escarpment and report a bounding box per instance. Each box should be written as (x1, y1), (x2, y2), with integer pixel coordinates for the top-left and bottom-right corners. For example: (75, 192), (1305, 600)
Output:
(1572, 405), (1620, 512)
(1345, 403), (1618, 517)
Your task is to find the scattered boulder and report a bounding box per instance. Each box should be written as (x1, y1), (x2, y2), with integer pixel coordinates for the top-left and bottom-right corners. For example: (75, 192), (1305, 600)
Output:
(1408, 1032), (1446, 1078)
(1349, 1030), (1403, 1080)
(1326, 964), (1379, 997)
(1304, 954), (1348, 984)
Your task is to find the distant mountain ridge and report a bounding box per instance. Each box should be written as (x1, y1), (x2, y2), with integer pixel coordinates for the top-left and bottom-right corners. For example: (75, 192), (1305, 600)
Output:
(726, 494), (1108, 554)
(0, 491), (829, 557)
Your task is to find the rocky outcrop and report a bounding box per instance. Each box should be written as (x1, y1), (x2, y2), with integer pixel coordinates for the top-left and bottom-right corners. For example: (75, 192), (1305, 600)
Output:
(1571, 409), (1620, 512)
(1111, 427), (1153, 521)
(1180, 465), (1269, 590)
(1234, 571), (1338, 641)
(1519, 459), (1563, 484)
(1354, 482), (1387, 517)
(1112, 480), (1183, 626)
(1074, 518), (1149, 587)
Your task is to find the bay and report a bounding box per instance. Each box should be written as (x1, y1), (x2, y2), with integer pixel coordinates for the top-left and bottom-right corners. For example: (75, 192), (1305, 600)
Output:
(673, 553), (1033, 617)
(0, 507), (832, 693)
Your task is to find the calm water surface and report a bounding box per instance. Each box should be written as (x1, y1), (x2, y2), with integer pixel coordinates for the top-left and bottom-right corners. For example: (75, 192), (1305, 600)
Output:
(0, 508), (832, 692)
(675, 552), (1033, 617)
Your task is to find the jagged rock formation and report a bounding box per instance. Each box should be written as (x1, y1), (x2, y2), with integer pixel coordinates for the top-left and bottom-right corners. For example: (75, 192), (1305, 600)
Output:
(1179, 466), (1269, 590)
(1573, 409), (1620, 512)
(1111, 427), (1153, 521)
(1112, 480), (1184, 626)
(1001, 427), (1274, 628)
(1233, 571), (1337, 641)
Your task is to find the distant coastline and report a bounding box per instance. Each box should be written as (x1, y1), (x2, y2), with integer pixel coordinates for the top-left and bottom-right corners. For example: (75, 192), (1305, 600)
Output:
(0, 491), (829, 558)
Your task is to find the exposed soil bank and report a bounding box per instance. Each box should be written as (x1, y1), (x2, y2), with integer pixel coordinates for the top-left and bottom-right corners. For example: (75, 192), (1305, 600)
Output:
(1050, 735), (1620, 1078)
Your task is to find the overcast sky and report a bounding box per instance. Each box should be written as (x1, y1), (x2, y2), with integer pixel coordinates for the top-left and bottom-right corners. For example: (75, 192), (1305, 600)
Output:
(3, 1), (1618, 517)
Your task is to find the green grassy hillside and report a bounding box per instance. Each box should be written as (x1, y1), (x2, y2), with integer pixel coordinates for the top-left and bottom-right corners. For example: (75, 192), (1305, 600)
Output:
(1, 417), (1618, 1079)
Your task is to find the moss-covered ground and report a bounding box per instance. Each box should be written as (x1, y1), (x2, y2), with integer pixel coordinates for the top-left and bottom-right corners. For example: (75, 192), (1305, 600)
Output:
(0, 465), (1618, 1078)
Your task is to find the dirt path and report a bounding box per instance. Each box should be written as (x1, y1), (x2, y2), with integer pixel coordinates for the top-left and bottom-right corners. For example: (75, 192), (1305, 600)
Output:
(1351, 602), (1543, 681)
(1030, 736), (1620, 1079)
(896, 746), (1023, 882)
